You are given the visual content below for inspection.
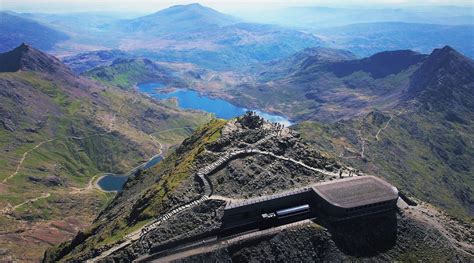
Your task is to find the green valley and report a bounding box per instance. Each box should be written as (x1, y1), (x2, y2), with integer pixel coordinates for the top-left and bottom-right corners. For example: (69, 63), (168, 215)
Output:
(0, 44), (211, 262)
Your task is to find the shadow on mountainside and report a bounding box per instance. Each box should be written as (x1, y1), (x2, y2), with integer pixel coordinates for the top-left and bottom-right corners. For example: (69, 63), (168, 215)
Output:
(324, 211), (398, 257)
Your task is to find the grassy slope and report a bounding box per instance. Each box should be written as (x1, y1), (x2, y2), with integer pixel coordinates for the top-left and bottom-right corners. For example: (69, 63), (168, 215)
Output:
(83, 59), (171, 89)
(295, 109), (473, 220)
(44, 119), (226, 261)
(0, 71), (211, 261)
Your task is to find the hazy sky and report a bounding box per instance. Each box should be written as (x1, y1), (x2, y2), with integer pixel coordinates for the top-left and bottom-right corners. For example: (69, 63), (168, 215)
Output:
(2, 0), (474, 13)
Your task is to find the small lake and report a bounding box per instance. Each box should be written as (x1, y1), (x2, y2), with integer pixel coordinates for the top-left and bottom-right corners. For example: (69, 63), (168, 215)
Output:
(138, 83), (292, 126)
(97, 155), (163, 192)
(97, 174), (128, 192)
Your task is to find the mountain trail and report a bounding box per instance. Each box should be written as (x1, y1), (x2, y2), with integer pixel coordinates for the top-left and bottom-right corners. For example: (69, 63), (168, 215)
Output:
(398, 199), (473, 257)
(375, 115), (393, 141)
(2, 138), (57, 183)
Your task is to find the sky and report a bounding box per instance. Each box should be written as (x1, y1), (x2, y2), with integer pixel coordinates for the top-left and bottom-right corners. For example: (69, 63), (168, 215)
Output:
(1, 0), (474, 13)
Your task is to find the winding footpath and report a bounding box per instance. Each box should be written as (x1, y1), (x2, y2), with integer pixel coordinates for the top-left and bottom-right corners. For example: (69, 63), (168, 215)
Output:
(12, 193), (51, 210)
(1, 98), (157, 215)
(2, 101), (124, 184)
(375, 115), (393, 141)
(88, 134), (351, 262)
(2, 139), (57, 183)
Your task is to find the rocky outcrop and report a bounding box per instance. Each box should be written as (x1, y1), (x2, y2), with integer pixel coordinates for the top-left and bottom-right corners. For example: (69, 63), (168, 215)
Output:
(0, 43), (75, 78)
(27, 175), (68, 187)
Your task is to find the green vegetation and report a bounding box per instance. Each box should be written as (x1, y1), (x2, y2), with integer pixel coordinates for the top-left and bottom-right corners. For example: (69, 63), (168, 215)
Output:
(0, 57), (211, 261)
(45, 119), (226, 262)
(140, 119), (225, 219)
(295, 109), (474, 220)
(84, 58), (170, 89)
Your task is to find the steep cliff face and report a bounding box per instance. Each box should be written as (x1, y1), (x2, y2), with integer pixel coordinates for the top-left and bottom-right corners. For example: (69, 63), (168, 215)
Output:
(405, 46), (474, 112)
(45, 113), (473, 262)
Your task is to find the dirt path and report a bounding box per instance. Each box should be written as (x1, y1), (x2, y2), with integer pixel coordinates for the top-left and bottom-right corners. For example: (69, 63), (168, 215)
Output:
(2, 139), (57, 183)
(149, 134), (163, 156)
(356, 117), (367, 158)
(375, 115), (393, 141)
(397, 199), (473, 257)
(13, 193), (51, 210)
(69, 174), (100, 194)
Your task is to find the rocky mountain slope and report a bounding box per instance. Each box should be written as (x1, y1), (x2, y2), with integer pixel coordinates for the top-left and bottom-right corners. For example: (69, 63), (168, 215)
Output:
(294, 46), (474, 219)
(218, 48), (428, 121)
(0, 44), (211, 262)
(44, 113), (473, 262)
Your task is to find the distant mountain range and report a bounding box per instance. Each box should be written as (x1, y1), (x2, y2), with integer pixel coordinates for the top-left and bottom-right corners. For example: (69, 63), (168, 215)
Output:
(111, 4), (321, 69)
(0, 11), (69, 52)
(237, 5), (474, 28)
(315, 22), (474, 58)
(3, 4), (473, 70)
(222, 46), (472, 122)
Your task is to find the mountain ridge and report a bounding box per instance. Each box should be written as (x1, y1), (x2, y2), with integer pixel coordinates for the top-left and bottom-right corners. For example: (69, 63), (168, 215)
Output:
(404, 45), (474, 111)
(0, 43), (75, 78)
(213, 46), (469, 122)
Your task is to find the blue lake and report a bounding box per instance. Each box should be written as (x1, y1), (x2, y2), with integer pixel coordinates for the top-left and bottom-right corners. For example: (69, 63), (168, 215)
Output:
(138, 83), (292, 126)
(97, 155), (163, 192)
(97, 174), (128, 192)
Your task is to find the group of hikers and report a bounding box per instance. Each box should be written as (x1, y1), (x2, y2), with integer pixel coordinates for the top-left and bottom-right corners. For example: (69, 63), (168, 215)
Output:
(339, 168), (361, 178)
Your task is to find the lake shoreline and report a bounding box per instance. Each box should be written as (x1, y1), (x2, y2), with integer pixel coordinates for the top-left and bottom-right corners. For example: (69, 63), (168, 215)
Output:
(95, 154), (163, 192)
(137, 82), (292, 126)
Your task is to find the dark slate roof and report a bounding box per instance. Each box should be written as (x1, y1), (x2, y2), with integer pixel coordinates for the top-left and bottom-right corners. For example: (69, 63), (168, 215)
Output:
(312, 176), (398, 209)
